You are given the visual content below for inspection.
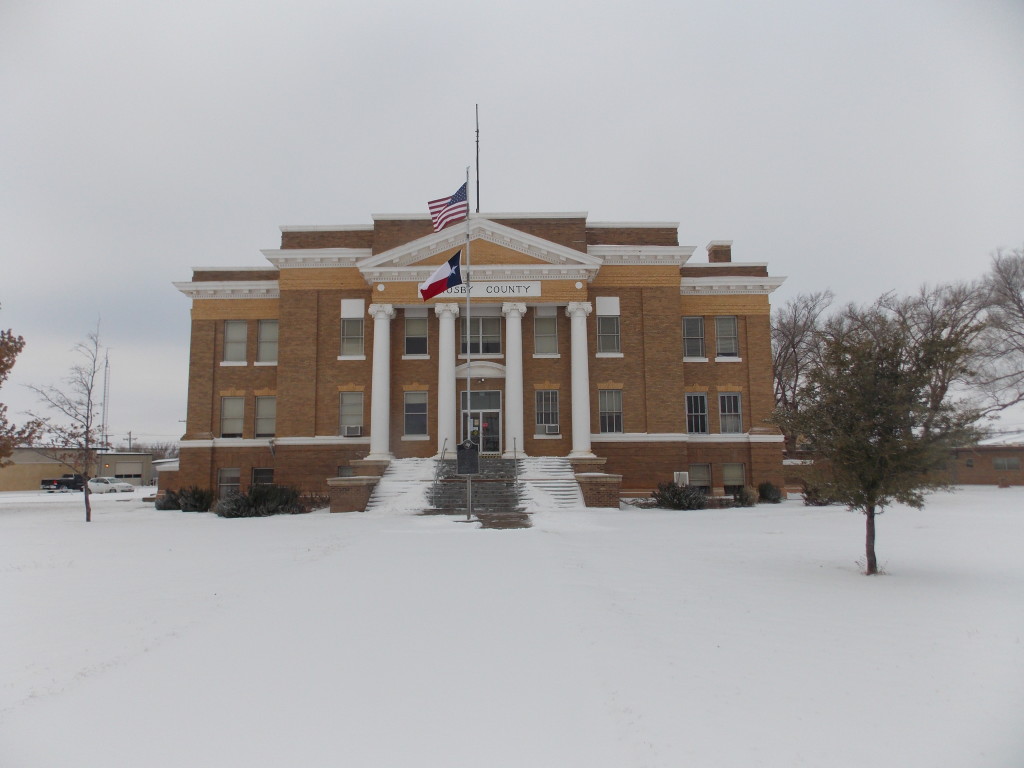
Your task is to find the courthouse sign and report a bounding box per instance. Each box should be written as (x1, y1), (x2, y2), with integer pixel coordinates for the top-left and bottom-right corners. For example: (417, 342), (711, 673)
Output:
(440, 281), (541, 298)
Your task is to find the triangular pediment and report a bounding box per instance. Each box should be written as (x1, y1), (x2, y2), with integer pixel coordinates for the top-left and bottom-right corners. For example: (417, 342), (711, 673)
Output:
(358, 218), (602, 285)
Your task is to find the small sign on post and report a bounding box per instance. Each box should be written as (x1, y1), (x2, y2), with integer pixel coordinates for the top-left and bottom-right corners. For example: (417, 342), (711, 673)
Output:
(456, 439), (479, 476)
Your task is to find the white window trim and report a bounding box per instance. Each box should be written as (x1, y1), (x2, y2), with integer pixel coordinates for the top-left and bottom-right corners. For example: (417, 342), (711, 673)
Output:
(401, 354), (430, 361)
(254, 361), (277, 367)
(532, 353), (561, 359)
(596, 352), (624, 358)
(684, 356), (709, 363)
(337, 354), (367, 361)
(219, 361), (248, 367)
(715, 356), (743, 363)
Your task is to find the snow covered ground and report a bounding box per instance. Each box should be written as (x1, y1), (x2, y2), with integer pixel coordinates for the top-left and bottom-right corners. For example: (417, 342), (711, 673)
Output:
(2, 485), (1022, 767)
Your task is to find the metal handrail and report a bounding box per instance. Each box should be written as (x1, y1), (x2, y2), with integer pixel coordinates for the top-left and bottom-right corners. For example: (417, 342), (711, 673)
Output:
(432, 439), (448, 496)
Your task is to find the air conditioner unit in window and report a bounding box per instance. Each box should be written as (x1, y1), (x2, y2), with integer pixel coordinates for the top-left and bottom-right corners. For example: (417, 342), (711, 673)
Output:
(673, 471), (689, 486)
(544, 424), (560, 435)
(342, 425), (362, 437)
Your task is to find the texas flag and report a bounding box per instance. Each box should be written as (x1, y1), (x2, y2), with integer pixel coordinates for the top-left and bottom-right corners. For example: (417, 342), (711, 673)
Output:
(418, 250), (463, 300)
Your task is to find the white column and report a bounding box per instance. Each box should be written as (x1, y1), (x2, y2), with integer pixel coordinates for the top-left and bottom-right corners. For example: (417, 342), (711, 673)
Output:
(434, 303), (460, 457)
(566, 302), (595, 458)
(367, 303), (396, 460)
(502, 302), (527, 458)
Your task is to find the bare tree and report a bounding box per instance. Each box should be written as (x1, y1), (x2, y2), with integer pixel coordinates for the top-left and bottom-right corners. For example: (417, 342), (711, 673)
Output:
(27, 327), (109, 522)
(1, 305), (41, 465)
(977, 247), (1024, 412)
(874, 282), (989, 430)
(114, 440), (179, 460)
(771, 290), (833, 452)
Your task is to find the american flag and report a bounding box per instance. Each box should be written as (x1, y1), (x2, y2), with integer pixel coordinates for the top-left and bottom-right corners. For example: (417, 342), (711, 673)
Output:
(427, 183), (469, 232)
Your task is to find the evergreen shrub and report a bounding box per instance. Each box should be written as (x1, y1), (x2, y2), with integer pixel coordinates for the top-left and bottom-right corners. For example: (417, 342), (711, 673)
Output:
(757, 481), (783, 504)
(154, 490), (180, 510)
(215, 484), (306, 518)
(651, 482), (708, 510)
(732, 485), (758, 507)
(178, 486), (214, 512)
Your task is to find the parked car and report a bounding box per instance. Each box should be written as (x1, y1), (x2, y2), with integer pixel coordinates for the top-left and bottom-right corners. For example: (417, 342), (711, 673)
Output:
(87, 477), (135, 494)
(40, 474), (86, 492)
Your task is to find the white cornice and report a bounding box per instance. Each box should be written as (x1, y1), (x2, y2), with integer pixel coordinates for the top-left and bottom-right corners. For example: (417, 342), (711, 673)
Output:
(173, 280), (280, 300)
(680, 276), (786, 296)
(590, 433), (784, 443)
(261, 248), (371, 269)
(363, 264), (594, 284)
(588, 245), (696, 266)
(359, 218), (602, 272)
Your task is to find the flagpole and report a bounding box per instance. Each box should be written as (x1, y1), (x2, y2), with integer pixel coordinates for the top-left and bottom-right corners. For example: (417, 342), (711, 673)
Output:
(475, 105), (480, 213)
(464, 166), (473, 521)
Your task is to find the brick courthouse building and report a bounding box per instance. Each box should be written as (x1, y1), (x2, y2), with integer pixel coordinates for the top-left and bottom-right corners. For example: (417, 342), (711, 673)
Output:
(169, 211), (786, 498)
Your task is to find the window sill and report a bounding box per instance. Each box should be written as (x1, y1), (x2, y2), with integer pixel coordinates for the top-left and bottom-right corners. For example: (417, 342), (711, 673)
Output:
(533, 433), (562, 439)
(683, 356), (709, 363)
(220, 361), (247, 367)
(402, 354), (430, 361)
(254, 361), (277, 367)
(596, 352), (624, 358)
(459, 353), (503, 360)
(401, 435), (430, 441)
(532, 353), (561, 359)
(715, 356), (743, 363)
(337, 355), (367, 361)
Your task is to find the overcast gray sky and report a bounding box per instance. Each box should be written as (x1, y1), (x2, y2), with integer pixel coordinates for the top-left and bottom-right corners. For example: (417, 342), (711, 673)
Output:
(2, 0), (1022, 445)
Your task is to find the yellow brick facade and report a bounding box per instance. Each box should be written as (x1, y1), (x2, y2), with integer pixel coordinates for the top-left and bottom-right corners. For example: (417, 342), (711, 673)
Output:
(171, 213), (786, 496)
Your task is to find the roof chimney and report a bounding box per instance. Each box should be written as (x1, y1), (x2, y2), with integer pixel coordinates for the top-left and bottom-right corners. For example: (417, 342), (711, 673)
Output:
(708, 241), (733, 264)
(707, 240), (733, 263)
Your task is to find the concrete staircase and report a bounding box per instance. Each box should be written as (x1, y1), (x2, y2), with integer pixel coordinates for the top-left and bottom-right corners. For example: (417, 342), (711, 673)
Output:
(363, 458), (434, 513)
(518, 457), (584, 508)
(424, 457), (525, 515)
(362, 455), (584, 527)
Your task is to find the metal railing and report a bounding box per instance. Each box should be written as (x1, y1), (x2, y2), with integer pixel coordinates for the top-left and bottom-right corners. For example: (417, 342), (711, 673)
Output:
(432, 439), (448, 497)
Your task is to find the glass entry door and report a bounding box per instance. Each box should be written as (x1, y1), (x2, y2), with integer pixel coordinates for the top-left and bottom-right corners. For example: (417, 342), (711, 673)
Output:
(461, 390), (501, 455)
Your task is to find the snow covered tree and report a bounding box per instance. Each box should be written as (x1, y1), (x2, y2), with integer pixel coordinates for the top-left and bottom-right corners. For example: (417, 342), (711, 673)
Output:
(0, 306), (41, 466)
(27, 327), (109, 522)
(773, 309), (982, 574)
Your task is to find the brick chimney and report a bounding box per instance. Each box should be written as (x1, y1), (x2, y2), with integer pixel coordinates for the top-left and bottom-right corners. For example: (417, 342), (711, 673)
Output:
(707, 240), (733, 263)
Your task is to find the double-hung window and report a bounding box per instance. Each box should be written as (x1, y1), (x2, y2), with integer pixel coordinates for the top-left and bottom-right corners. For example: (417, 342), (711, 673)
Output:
(254, 396), (276, 437)
(715, 316), (739, 358)
(686, 393), (708, 434)
(404, 392), (428, 436)
(723, 463), (746, 496)
(223, 320), (247, 363)
(340, 299), (365, 358)
(536, 390), (559, 434)
(339, 391), (364, 436)
(251, 468), (274, 486)
(257, 320), (278, 363)
(719, 392), (743, 433)
(220, 396), (244, 438)
(683, 317), (705, 358)
(462, 315), (501, 354)
(596, 296), (621, 354)
(994, 456), (1021, 471)
(599, 389), (623, 433)
(217, 468), (241, 497)
(688, 463), (711, 493)
(534, 307), (558, 355)
(404, 309), (428, 356)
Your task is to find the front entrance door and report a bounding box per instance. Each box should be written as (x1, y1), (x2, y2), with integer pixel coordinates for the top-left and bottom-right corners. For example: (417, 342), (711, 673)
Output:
(461, 390), (502, 455)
